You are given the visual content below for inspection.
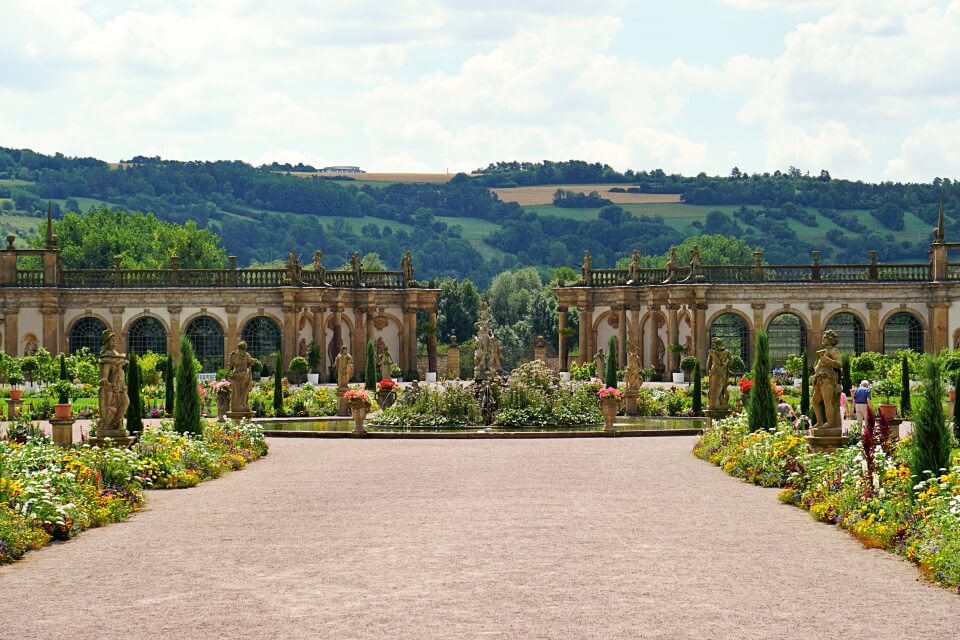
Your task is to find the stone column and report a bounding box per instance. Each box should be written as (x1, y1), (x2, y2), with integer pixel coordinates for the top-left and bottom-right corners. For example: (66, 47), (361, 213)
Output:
(928, 300), (949, 353)
(110, 307), (124, 340)
(283, 305), (299, 371)
(807, 302), (823, 365)
(58, 307), (66, 354)
(751, 302), (765, 349)
(366, 309), (375, 345)
(866, 302), (882, 353)
(447, 338), (460, 380)
(311, 307), (327, 382)
(167, 306), (181, 359)
(557, 307), (568, 372)
(41, 302), (59, 353)
(579, 306), (593, 364)
(693, 303), (708, 363)
(634, 307), (645, 366)
(353, 307), (366, 375)
(403, 307), (418, 377)
(331, 306), (343, 372)
(427, 310), (438, 374)
(2, 306), (18, 356)
(617, 306), (627, 369)
(667, 304), (680, 371)
(225, 305), (240, 357)
(647, 305), (660, 371)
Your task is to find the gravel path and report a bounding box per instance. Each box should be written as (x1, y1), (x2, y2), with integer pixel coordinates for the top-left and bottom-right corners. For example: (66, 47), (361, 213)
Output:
(1, 437), (957, 639)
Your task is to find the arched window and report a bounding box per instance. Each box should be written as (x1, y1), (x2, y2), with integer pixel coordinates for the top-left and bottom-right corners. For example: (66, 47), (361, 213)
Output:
(883, 312), (923, 355)
(127, 316), (167, 356)
(710, 313), (750, 369)
(767, 313), (807, 368)
(825, 312), (865, 355)
(241, 316), (282, 364)
(69, 317), (107, 354)
(184, 316), (225, 373)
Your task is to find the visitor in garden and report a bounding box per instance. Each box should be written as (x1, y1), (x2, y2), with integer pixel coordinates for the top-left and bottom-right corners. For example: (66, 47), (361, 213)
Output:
(853, 380), (871, 425)
(777, 398), (796, 421)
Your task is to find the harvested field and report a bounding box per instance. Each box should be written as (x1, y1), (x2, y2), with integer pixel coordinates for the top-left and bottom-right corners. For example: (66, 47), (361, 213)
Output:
(492, 185), (682, 205)
(290, 172), (459, 183)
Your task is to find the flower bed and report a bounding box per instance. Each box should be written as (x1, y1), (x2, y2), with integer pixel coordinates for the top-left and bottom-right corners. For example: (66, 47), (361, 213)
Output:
(694, 414), (960, 591)
(0, 419), (267, 564)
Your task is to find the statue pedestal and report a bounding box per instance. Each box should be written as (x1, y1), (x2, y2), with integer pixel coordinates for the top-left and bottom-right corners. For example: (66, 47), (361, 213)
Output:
(624, 389), (639, 416)
(50, 418), (75, 446)
(226, 411), (254, 422)
(335, 387), (350, 416)
(704, 408), (731, 428)
(87, 429), (135, 448)
(6, 399), (23, 420)
(806, 424), (844, 453)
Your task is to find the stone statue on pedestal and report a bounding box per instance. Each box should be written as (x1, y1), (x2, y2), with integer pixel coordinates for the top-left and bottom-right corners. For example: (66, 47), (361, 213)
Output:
(334, 346), (354, 388)
(97, 330), (129, 436)
(663, 247), (678, 283)
(378, 346), (395, 381)
(624, 340), (643, 391)
(811, 330), (843, 434)
(350, 252), (363, 286)
(401, 252), (415, 286)
(312, 250), (326, 285)
(593, 349), (607, 380)
(628, 249), (642, 284)
(473, 301), (500, 380)
(706, 338), (732, 411)
(228, 340), (254, 414)
(581, 250), (593, 285)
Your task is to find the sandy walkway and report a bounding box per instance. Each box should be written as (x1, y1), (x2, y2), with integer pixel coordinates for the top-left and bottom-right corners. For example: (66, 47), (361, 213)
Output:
(0, 437), (957, 639)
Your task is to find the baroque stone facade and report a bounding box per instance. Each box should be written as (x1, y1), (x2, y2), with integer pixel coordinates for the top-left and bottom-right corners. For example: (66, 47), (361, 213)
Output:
(0, 222), (438, 381)
(557, 215), (960, 374)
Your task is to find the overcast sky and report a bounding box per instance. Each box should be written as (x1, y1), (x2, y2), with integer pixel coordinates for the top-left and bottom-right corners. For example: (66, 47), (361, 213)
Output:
(2, 0), (959, 181)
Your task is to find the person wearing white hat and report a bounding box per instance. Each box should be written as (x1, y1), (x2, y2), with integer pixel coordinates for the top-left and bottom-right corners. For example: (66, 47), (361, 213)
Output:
(853, 380), (872, 425)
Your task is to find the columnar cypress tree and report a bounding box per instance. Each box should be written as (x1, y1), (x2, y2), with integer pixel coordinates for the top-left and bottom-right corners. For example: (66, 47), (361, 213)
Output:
(841, 353), (853, 396)
(692, 360), (702, 416)
(800, 349), (810, 417)
(909, 356), (951, 497)
(125, 351), (143, 435)
(605, 335), (618, 388)
(174, 337), (202, 435)
(748, 330), (777, 432)
(900, 353), (912, 417)
(58, 354), (69, 404)
(164, 356), (175, 417)
(273, 352), (284, 417)
(365, 339), (377, 391)
(953, 371), (960, 443)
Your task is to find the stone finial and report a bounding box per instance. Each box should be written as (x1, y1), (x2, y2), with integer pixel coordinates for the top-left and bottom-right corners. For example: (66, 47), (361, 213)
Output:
(5, 235), (15, 250)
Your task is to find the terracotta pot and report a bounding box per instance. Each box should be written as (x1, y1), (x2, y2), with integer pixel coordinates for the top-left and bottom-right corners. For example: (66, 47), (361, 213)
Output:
(9, 389), (21, 401)
(950, 390), (956, 402)
(54, 403), (73, 420)
(878, 403), (897, 421)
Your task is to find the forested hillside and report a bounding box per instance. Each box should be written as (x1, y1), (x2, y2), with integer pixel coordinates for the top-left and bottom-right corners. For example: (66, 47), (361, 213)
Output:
(1, 148), (958, 287)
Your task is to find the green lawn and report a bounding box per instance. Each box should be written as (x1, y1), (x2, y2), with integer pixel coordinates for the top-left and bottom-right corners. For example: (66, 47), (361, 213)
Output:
(0, 179), (35, 187)
(436, 216), (506, 260)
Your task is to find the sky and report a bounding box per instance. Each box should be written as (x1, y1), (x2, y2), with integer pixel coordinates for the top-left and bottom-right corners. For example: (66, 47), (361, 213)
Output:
(2, 0), (960, 182)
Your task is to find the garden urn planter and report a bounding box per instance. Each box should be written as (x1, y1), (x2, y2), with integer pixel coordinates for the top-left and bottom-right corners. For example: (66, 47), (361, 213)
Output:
(559, 371), (572, 382)
(307, 373), (320, 385)
(350, 400), (368, 434)
(54, 403), (73, 420)
(878, 403), (897, 421)
(672, 372), (686, 384)
(215, 392), (231, 422)
(376, 390), (396, 409)
(950, 389), (956, 402)
(599, 397), (619, 432)
(426, 372), (437, 383)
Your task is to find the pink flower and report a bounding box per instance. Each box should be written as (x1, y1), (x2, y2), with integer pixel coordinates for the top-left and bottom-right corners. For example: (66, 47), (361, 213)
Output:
(597, 386), (622, 400)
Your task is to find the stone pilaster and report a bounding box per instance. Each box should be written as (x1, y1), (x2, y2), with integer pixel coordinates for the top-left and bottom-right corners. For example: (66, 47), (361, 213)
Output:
(647, 305), (660, 371)
(928, 300), (949, 353)
(225, 305), (240, 356)
(2, 306), (18, 356)
(667, 304), (680, 371)
(866, 302), (882, 353)
(617, 306), (627, 368)
(41, 302), (59, 353)
(283, 304), (298, 370)
(109, 306), (124, 339)
(579, 306), (593, 364)
(167, 306), (181, 359)
(807, 302), (823, 364)
(693, 303), (708, 363)
(311, 307), (327, 382)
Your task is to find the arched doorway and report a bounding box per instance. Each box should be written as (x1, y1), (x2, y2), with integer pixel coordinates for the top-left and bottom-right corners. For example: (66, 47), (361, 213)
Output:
(883, 312), (923, 355)
(825, 312), (865, 355)
(127, 316), (167, 356)
(709, 313), (750, 370)
(69, 317), (107, 354)
(184, 316), (225, 373)
(767, 313), (807, 368)
(241, 316), (282, 364)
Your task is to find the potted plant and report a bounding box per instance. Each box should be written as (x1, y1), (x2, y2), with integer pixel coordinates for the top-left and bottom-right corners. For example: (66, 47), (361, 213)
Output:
(668, 343), (687, 384)
(52, 379), (73, 419)
(785, 353), (805, 387)
(257, 359), (270, 382)
(680, 356), (698, 384)
(597, 386), (622, 432)
(289, 356), (309, 385)
(20, 356), (38, 387)
(306, 341), (322, 385)
(376, 377), (397, 409)
(343, 388), (371, 434)
(874, 378), (900, 421)
(8, 371), (24, 401)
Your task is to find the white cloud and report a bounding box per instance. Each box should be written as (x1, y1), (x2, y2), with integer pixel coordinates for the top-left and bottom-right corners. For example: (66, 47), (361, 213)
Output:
(763, 121), (870, 177)
(885, 120), (960, 181)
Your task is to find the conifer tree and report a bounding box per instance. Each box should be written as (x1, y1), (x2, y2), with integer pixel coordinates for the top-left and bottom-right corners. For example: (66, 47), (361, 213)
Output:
(800, 349), (810, 417)
(748, 330), (777, 432)
(605, 335), (618, 389)
(365, 340), (377, 391)
(909, 356), (951, 497)
(164, 356), (175, 416)
(174, 337), (202, 435)
(692, 359), (702, 416)
(841, 353), (852, 396)
(953, 370), (960, 444)
(57, 354), (70, 404)
(125, 351), (143, 434)
(273, 352), (284, 417)
(900, 353), (911, 417)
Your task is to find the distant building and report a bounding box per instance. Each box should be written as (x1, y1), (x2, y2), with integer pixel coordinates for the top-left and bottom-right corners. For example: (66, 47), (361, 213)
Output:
(319, 166), (364, 174)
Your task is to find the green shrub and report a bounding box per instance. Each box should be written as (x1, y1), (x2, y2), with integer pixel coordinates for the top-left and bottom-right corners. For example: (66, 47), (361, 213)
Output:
(909, 356), (951, 495)
(605, 336), (618, 388)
